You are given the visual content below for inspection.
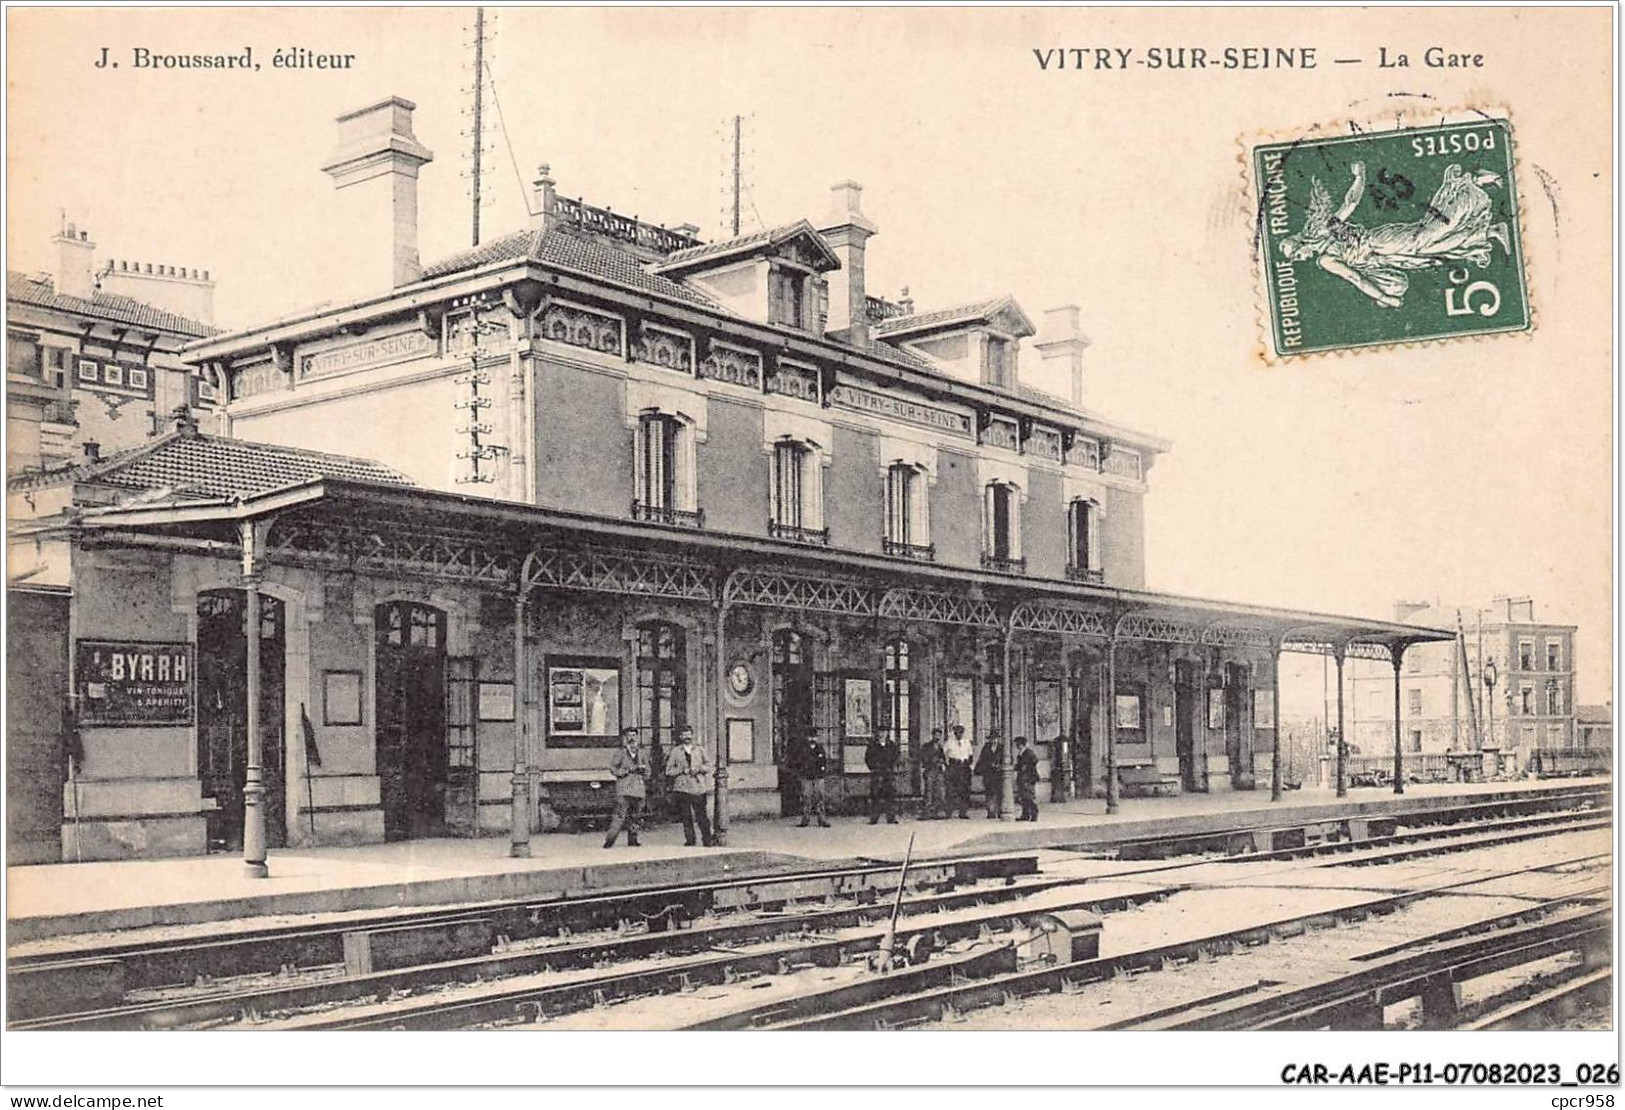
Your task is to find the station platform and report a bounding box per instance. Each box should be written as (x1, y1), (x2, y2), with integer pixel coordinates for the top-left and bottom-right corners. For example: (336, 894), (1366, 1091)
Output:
(5, 776), (1608, 945)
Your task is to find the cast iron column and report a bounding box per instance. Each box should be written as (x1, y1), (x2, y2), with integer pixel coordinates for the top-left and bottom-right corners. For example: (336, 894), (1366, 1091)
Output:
(1105, 637), (1120, 815)
(999, 628), (1015, 819)
(1335, 645), (1348, 799)
(1271, 644), (1284, 802)
(1392, 644), (1406, 795)
(713, 599), (730, 845)
(238, 519), (269, 879)
(510, 555), (536, 858)
(242, 575), (268, 878)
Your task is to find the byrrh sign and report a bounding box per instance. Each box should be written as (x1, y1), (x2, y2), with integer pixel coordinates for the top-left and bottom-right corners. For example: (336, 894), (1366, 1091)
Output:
(76, 641), (194, 727)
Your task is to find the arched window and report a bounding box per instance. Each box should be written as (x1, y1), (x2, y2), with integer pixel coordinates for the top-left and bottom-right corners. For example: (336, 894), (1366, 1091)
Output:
(770, 438), (826, 544)
(982, 481), (1024, 572)
(1066, 498), (1102, 583)
(633, 410), (700, 527)
(885, 463), (933, 560)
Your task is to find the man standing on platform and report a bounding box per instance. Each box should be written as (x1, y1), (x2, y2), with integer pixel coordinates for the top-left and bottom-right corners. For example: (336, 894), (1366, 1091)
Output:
(944, 723), (974, 819)
(919, 728), (947, 819)
(603, 726), (648, 848)
(1014, 736), (1040, 822)
(792, 730), (831, 828)
(975, 732), (1004, 819)
(865, 731), (900, 824)
(667, 725), (714, 847)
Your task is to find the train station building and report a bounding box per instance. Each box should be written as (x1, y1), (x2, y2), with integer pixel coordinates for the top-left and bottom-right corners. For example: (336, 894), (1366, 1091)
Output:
(6, 96), (1452, 864)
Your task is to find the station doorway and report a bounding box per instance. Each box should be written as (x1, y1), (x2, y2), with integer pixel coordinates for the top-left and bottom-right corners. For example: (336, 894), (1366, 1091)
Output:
(1068, 654), (1096, 796)
(1223, 663), (1250, 786)
(375, 601), (450, 840)
(773, 629), (814, 815)
(1175, 660), (1202, 792)
(197, 589), (286, 852)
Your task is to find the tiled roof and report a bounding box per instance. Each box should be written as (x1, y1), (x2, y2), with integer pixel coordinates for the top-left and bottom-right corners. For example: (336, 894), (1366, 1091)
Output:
(8, 430), (413, 499)
(7, 271), (216, 338)
(654, 219), (838, 274)
(875, 296), (1040, 340)
(419, 226), (721, 308)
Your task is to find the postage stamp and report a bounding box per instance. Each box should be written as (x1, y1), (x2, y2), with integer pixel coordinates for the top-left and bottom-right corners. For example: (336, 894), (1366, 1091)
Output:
(1253, 117), (1530, 358)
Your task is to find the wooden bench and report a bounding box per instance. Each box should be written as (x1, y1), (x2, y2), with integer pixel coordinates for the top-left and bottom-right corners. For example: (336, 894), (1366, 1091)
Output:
(1117, 766), (1182, 798)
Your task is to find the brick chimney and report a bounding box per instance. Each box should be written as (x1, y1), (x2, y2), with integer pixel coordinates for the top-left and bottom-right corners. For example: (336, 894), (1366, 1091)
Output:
(320, 96), (434, 302)
(817, 181), (878, 345)
(1034, 305), (1091, 407)
(53, 221), (97, 301)
(529, 164), (556, 232)
(170, 404), (199, 438)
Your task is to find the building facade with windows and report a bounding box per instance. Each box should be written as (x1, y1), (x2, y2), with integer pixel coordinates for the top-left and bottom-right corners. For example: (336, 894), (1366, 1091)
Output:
(1348, 598), (1578, 775)
(9, 96), (1449, 861)
(6, 221), (221, 475)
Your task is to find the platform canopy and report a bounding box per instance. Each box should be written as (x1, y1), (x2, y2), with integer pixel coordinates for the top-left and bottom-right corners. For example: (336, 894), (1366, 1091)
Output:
(57, 477), (1454, 659)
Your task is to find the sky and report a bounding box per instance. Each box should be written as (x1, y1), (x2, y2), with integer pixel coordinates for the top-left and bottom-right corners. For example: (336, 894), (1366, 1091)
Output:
(6, 6), (1614, 709)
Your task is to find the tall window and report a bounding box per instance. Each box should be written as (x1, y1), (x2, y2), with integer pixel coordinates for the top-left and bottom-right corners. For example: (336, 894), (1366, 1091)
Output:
(1518, 639), (1534, 670)
(885, 464), (931, 559)
(633, 411), (699, 527)
(1407, 688), (1423, 716)
(637, 622), (687, 797)
(1067, 499), (1101, 582)
(983, 482), (1023, 571)
(1520, 684), (1534, 715)
(770, 439), (825, 543)
(1545, 683), (1562, 716)
(983, 335), (1014, 388)
(1546, 639), (1562, 670)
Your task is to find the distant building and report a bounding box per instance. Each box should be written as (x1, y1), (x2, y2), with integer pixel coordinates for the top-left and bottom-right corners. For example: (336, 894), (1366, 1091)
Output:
(1350, 597), (1578, 772)
(6, 219), (220, 473)
(1577, 704), (1612, 753)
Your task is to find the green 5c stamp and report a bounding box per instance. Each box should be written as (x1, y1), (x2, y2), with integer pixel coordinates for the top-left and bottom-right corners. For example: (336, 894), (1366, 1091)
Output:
(1254, 118), (1530, 357)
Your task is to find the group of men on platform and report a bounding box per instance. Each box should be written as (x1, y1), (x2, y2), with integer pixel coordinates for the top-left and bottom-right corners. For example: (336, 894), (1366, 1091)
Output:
(602, 720), (1045, 850)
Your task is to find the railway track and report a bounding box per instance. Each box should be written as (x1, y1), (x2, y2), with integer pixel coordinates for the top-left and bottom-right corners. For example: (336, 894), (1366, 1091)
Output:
(8, 786), (1610, 1032)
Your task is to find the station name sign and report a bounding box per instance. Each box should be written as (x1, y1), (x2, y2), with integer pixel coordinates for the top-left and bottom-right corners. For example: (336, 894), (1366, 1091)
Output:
(76, 640), (193, 727)
(827, 384), (973, 438)
(300, 330), (435, 381)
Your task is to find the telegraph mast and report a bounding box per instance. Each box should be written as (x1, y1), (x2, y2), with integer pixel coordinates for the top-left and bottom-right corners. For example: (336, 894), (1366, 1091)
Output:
(470, 7), (486, 246)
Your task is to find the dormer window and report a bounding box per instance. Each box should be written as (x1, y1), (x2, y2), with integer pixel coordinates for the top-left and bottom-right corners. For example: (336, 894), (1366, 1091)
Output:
(769, 267), (806, 328)
(983, 335), (1015, 388)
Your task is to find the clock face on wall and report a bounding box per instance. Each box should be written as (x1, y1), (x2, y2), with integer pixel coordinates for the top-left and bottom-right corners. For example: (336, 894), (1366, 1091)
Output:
(728, 661), (754, 697)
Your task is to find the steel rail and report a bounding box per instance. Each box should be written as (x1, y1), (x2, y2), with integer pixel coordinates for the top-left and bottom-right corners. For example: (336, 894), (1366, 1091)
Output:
(747, 855), (1612, 1031)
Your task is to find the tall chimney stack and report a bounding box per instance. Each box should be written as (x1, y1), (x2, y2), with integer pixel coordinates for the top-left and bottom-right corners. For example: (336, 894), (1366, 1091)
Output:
(1035, 305), (1091, 408)
(53, 221), (97, 301)
(817, 181), (878, 346)
(320, 96), (434, 302)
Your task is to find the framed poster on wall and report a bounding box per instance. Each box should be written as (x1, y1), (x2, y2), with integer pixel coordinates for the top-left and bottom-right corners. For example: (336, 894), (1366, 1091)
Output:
(727, 718), (755, 763)
(478, 681), (515, 722)
(1033, 680), (1061, 741)
(1208, 688), (1226, 730)
(323, 670), (363, 726)
(843, 677), (873, 739)
(547, 657), (620, 741)
(75, 641), (193, 727)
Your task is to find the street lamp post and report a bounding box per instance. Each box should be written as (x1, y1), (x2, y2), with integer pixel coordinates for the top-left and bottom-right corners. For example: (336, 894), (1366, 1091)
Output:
(1483, 658), (1498, 778)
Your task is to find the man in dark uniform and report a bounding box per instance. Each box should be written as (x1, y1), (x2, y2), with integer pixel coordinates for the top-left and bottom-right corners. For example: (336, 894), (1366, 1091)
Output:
(865, 732), (900, 824)
(1014, 735), (1041, 821)
(919, 728), (947, 819)
(974, 732), (1004, 819)
(791, 730), (831, 827)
